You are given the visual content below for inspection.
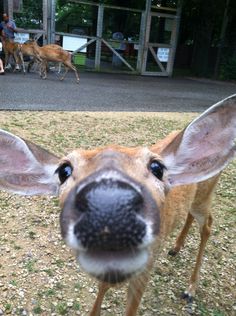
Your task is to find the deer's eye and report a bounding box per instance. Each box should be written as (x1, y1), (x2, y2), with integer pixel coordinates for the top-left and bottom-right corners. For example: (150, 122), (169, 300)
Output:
(56, 163), (73, 184)
(149, 160), (165, 180)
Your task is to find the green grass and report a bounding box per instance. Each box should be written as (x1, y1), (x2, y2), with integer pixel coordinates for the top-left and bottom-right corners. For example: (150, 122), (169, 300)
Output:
(25, 259), (38, 273)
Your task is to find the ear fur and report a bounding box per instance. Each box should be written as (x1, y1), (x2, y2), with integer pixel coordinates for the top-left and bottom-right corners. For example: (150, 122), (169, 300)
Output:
(160, 94), (236, 186)
(0, 130), (60, 195)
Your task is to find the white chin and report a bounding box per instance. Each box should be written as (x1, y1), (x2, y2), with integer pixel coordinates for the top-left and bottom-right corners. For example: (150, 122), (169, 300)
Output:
(77, 248), (149, 284)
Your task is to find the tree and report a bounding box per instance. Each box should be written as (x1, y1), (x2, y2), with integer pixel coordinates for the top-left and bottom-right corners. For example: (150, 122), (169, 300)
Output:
(178, 0), (236, 78)
(14, 0), (43, 29)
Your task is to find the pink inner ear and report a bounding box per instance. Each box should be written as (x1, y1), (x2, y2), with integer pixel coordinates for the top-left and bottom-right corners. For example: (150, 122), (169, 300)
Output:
(0, 131), (59, 196)
(181, 115), (231, 161)
(0, 150), (32, 171)
(165, 105), (236, 186)
(0, 144), (37, 174)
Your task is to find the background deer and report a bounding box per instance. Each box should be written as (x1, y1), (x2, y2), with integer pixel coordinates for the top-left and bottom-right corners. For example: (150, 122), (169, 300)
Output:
(0, 95), (235, 315)
(20, 41), (63, 73)
(1, 37), (25, 73)
(22, 40), (79, 82)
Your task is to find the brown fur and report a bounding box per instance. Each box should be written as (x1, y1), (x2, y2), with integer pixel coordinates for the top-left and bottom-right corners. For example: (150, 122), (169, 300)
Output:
(58, 135), (221, 316)
(20, 42), (64, 72)
(23, 41), (79, 82)
(1, 38), (24, 72)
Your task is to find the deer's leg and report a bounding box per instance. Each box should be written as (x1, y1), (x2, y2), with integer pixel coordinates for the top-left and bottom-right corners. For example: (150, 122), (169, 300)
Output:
(13, 51), (20, 71)
(19, 51), (25, 74)
(182, 213), (213, 302)
(125, 264), (152, 316)
(72, 64), (80, 83)
(39, 62), (43, 77)
(27, 58), (34, 72)
(14, 50), (25, 73)
(59, 64), (69, 81)
(4, 52), (11, 69)
(27, 57), (40, 73)
(89, 282), (110, 316)
(168, 212), (195, 256)
(57, 61), (62, 74)
(182, 175), (219, 302)
(63, 60), (80, 83)
(40, 60), (47, 79)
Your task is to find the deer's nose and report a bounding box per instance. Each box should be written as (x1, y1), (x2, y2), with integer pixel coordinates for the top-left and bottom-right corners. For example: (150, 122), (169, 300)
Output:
(74, 179), (146, 251)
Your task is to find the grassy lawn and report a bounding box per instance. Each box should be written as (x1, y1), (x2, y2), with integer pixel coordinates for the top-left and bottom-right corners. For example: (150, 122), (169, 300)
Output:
(0, 111), (235, 316)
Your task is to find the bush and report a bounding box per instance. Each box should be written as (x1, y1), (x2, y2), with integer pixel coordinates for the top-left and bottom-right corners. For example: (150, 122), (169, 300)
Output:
(220, 57), (236, 80)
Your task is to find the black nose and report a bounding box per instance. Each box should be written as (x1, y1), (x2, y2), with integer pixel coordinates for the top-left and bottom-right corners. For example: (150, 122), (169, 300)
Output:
(74, 179), (146, 251)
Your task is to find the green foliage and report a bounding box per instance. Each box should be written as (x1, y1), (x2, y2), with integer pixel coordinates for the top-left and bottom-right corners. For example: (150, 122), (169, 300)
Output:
(13, 0), (43, 29)
(56, 3), (94, 33)
(220, 57), (236, 80)
(33, 305), (43, 314)
(56, 302), (68, 315)
(55, 1), (143, 38)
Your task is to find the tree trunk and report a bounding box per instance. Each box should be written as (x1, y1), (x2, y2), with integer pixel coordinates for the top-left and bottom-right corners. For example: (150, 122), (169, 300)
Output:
(190, 0), (216, 76)
(214, 0), (230, 78)
(191, 19), (214, 76)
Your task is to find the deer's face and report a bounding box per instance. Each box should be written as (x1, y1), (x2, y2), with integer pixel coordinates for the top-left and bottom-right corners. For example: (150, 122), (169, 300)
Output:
(59, 145), (168, 284)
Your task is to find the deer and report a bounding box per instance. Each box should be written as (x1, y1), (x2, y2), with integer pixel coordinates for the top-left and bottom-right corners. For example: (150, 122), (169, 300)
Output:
(20, 41), (63, 73)
(1, 37), (25, 73)
(23, 40), (79, 83)
(0, 95), (235, 315)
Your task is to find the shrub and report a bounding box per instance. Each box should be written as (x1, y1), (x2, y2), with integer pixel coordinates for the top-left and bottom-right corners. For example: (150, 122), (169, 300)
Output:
(220, 56), (236, 80)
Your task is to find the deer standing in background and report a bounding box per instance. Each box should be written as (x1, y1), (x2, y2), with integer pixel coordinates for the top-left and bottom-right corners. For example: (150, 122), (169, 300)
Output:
(1, 37), (25, 73)
(20, 41), (63, 73)
(0, 95), (235, 315)
(21, 40), (79, 82)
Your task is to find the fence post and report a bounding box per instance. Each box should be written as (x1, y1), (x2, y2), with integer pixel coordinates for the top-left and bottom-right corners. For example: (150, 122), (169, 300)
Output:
(166, 0), (182, 76)
(95, 4), (104, 71)
(139, 0), (151, 74)
(6, 0), (13, 18)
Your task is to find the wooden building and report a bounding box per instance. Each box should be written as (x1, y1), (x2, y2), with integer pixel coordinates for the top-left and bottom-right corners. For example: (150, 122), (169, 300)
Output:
(1, 0), (181, 76)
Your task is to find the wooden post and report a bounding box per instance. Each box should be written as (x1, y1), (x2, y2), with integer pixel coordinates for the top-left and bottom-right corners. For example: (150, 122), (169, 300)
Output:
(214, 0), (230, 78)
(3, 0), (8, 15)
(140, 0), (152, 74)
(47, 0), (51, 43)
(136, 11), (145, 73)
(50, 0), (56, 44)
(166, 0), (182, 76)
(7, 0), (13, 18)
(45, 0), (55, 44)
(95, 4), (103, 71)
(43, 0), (48, 43)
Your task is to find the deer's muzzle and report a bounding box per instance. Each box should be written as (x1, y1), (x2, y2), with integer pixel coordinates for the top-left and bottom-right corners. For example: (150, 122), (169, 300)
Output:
(60, 169), (160, 284)
(74, 178), (146, 250)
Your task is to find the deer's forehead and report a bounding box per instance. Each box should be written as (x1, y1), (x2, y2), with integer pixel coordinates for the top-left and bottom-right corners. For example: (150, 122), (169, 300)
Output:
(63, 146), (157, 166)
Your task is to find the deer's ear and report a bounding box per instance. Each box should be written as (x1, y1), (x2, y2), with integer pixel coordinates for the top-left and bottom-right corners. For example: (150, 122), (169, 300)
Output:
(160, 95), (236, 187)
(0, 130), (60, 195)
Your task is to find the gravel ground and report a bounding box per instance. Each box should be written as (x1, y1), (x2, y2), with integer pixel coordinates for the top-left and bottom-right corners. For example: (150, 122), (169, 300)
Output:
(0, 111), (235, 316)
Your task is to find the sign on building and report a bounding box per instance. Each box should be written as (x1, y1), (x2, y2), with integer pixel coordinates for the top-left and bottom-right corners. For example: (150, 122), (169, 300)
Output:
(15, 33), (29, 43)
(62, 36), (87, 52)
(157, 48), (170, 62)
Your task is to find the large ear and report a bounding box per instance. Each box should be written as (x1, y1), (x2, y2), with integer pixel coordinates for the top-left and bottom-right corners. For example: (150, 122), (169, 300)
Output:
(159, 94), (236, 186)
(0, 130), (60, 195)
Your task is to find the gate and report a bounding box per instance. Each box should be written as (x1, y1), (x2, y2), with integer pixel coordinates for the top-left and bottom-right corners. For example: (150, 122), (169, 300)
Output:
(4, 0), (181, 76)
(141, 9), (180, 76)
(56, 2), (142, 73)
